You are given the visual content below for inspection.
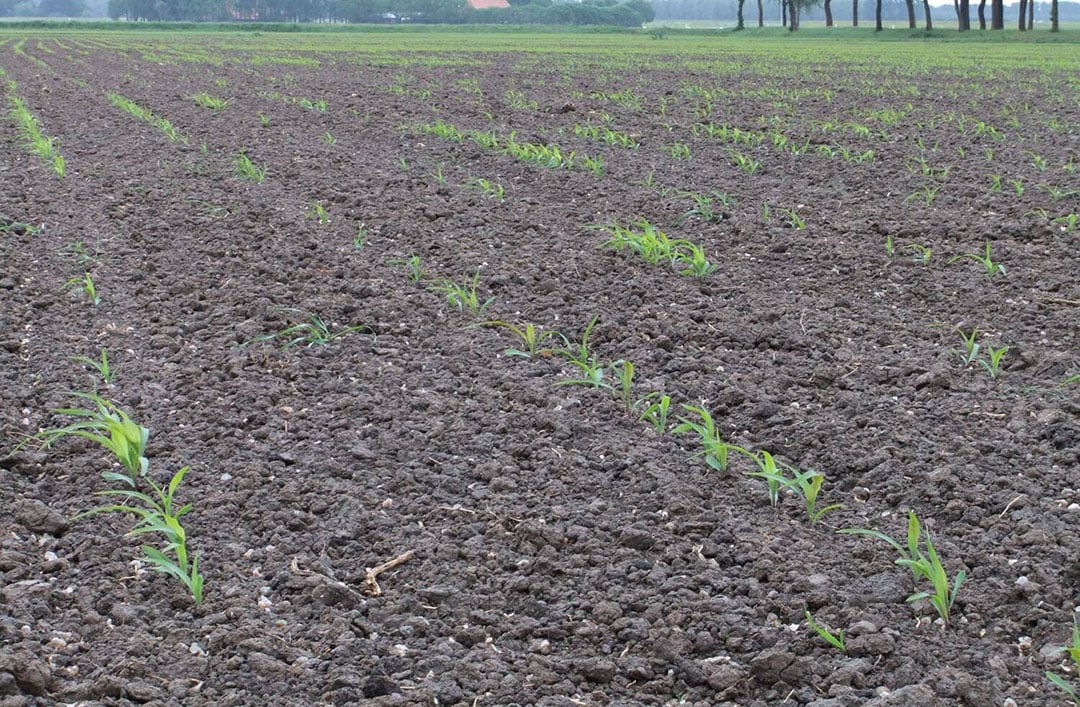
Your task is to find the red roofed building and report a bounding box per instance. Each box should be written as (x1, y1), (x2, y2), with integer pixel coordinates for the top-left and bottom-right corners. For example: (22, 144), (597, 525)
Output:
(467, 0), (510, 8)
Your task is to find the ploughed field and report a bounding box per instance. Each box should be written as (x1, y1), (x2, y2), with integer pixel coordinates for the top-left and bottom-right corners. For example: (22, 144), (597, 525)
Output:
(0, 31), (1078, 706)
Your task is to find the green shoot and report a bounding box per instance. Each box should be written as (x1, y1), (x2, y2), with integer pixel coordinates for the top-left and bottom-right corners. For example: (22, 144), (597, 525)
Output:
(429, 270), (495, 319)
(306, 201), (329, 224)
(552, 315), (600, 371)
(353, 223), (368, 250)
(37, 392), (148, 479)
(246, 310), (368, 349)
(677, 190), (733, 225)
(79, 466), (203, 605)
(954, 326), (981, 366)
(885, 235), (895, 256)
(480, 320), (566, 358)
(948, 241), (1005, 279)
(904, 243), (932, 264)
(466, 177), (506, 201)
(1047, 618), (1080, 702)
(805, 610), (846, 652)
(191, 92), (228, 110)
(234, 152), (266, 183)
(733, 446), (783, 507)
(783, 208), (806, 230)
(391, 253), (426, 282)
(1046, 672), (1079, 705)
(840, 510), (966, 625)
(635, 393), (672, 433)
(64, 272), (101, 306)
(673, 405), (733, 472)
(71, 348), (113, 386)
(980, 344), (1009, 379)
(609, 359), (636, 412)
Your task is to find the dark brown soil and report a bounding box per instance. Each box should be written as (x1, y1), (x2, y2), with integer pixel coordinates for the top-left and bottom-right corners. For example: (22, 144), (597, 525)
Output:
(1, 33), (1078, 707)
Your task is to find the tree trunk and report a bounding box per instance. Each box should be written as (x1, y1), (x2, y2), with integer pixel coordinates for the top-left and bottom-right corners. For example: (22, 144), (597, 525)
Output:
(977, 0), (986, 28)
(959, 0), (970, 29)
(923, 0), (932, 27)
(1050, 0), (1058, 30)
(991, 0), (1003, 26)
(853, 0), (858, 25)
(1017, 0), (1026, 28)
(782, 0), (788, 26)
(825, 0), (833, 25)
(757, 0), (764, 26)
(905, 0), (915, 26)
(1028, 0), (1034, 28)
(875, 0), (883, 30)
(790, 2), (799, 29)
(737, 0), (745, 28)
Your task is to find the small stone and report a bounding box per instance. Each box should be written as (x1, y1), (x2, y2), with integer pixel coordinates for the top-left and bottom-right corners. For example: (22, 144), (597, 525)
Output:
(847, 620), (879, 637)
(124, 681), (162, 701)
(12, 500), (68, 536)
(864, 684), (941, 706)
(619, 529), (655, 551)
(847, 632), (895, 656)
(578, 658), (616, 684)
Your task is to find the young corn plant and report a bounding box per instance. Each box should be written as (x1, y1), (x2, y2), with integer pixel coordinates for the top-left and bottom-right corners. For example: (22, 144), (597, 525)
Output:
(954, 326), (981, 366)
(980, 343), (1009, 379)
(728, 149), (762, 174)
(673, 405), (733, 472)
(247, 310), (368, 350)
(64, 273), (101, 306)
(783, 209), (807, 230)
(36, 392), (148, 479)
(234, 152), (266, 183)
(904, 243), (932, 264)
(635, 392), (672, 433)
(78, 465), (204, 605)
(1046, 618), (1080, 704)
(675, 242), (720, 278)
(353, 223), (368, 250)
(306, 201), (330, 224)
(391, 252), (426, 282)
(677, 190), (734, 225)
(608, 359), (637, 412)
(553, 315), (603, 381)
(840, 510), (966, 625)
(732, 446), (784, 507)
(949, 241), (1005, 279)
(430, 270), (494, 319)
(71, 348), (113, 387)
(480, 320), (566, 358)
(466, 178), (506, 201)
(905, 183), (942, 206)
(805, 610), (846, 652)
(191, 92), (228, 110)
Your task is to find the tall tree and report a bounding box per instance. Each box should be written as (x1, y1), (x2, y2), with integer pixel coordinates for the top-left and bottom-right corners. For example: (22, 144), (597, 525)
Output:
(977, 0), (985, 28)
(875, 0), (882, 30)
(1050, 0), (1058, 30)
(824, 0), (832, 25)
(991, 0), (1002, 27)
(736, 0), (745, 27)
(904, 0), (915, 26)
(852, 0), (857, 24)
(956, 0), (970, 29)
(922, 0), (932, 28)
(1027, 0), (1033, 29)
(1017, 0), (1026, 27)
(757, 0), (763, 25)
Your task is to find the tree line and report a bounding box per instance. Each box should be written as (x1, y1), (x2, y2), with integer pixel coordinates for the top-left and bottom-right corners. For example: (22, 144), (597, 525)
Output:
(98, 0), (654, 24)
